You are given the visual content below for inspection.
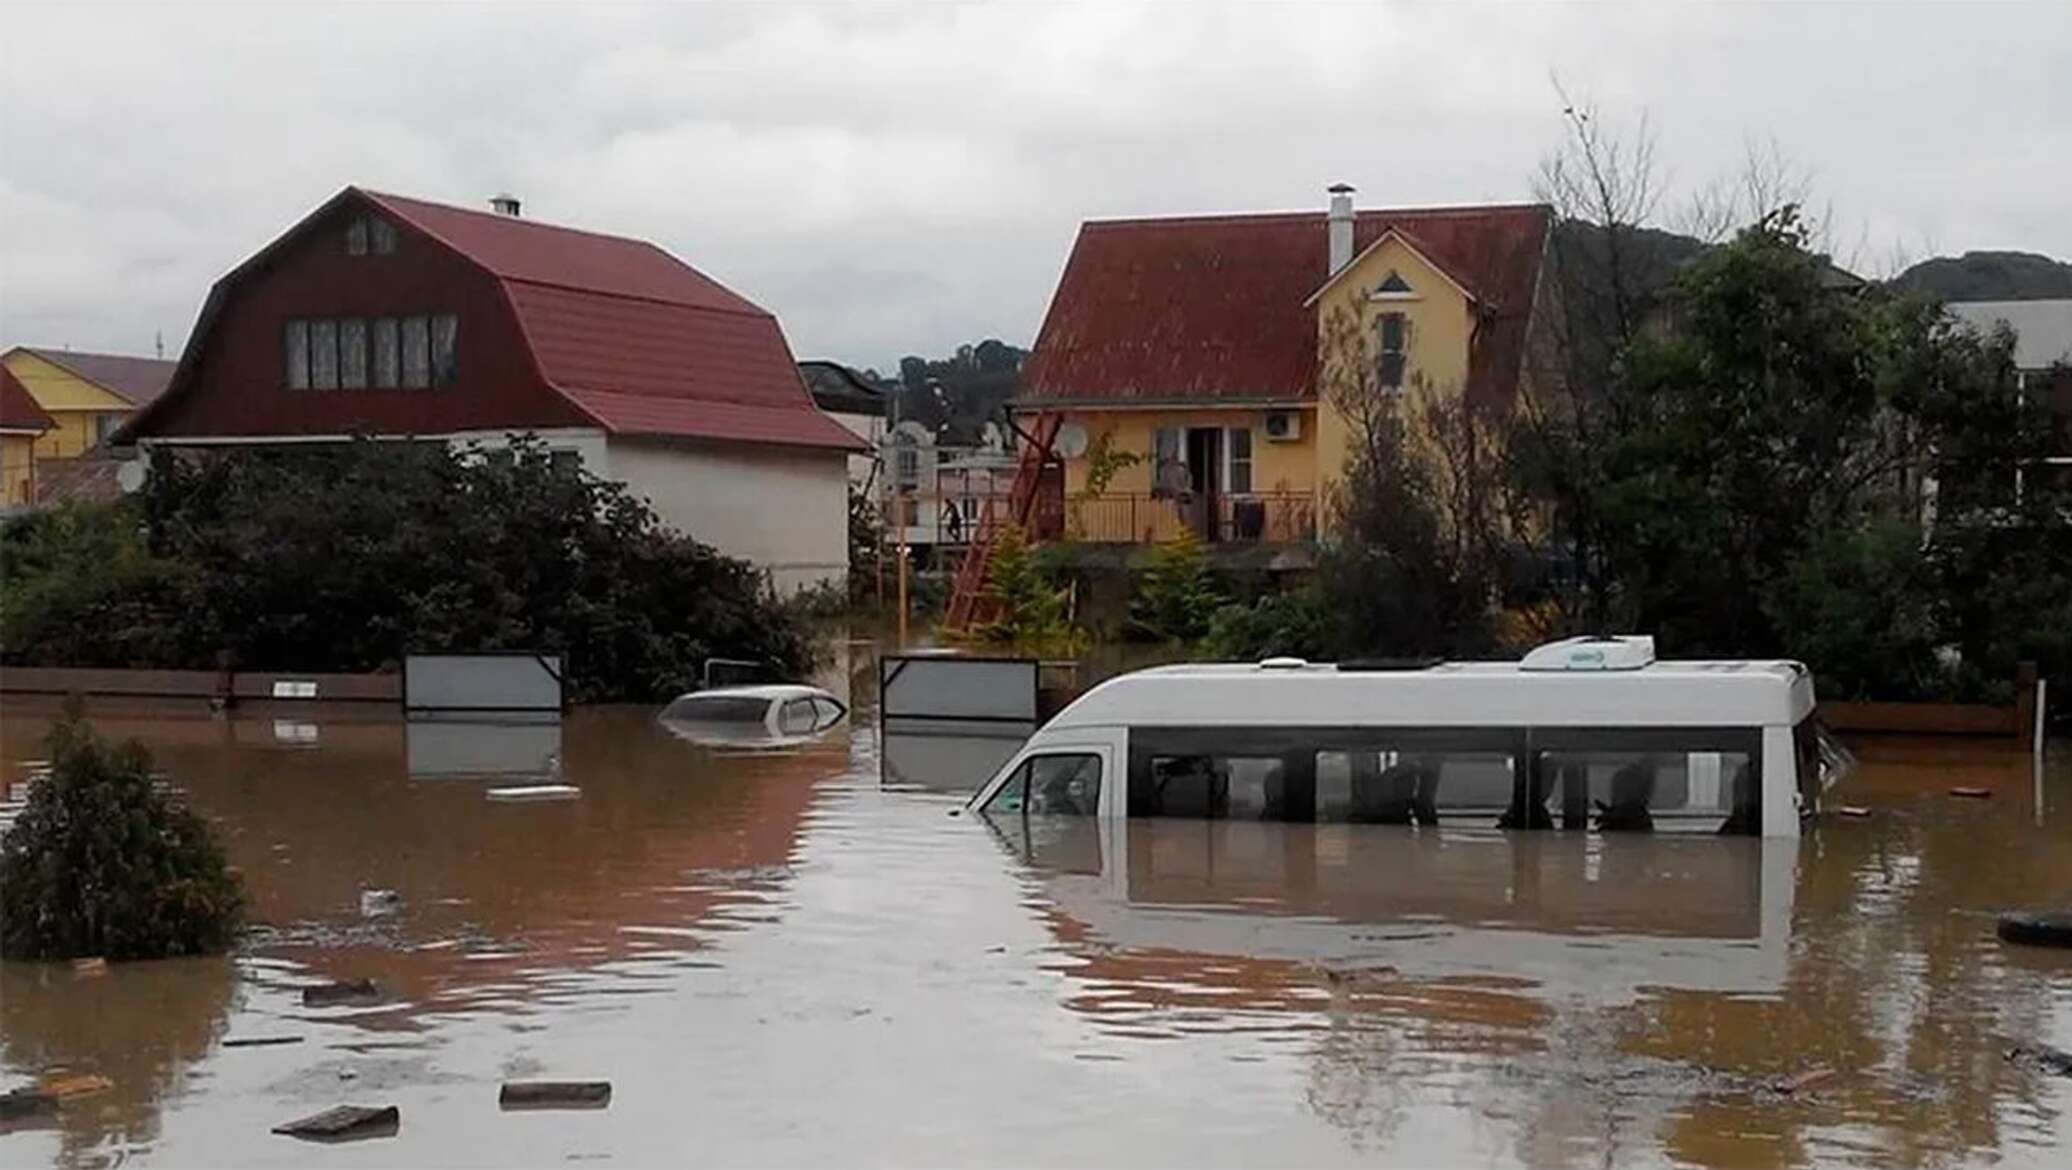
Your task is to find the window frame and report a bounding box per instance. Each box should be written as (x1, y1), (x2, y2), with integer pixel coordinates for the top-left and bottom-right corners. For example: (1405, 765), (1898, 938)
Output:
(284, 319), (310, 389)
(981, 751), (1106, 818)
(1377, 312), (1408, 391)
(1224, 426), (1253, 495)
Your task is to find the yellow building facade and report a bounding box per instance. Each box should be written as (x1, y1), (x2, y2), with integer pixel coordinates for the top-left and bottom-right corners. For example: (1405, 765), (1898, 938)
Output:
(2, 350), (132, 457)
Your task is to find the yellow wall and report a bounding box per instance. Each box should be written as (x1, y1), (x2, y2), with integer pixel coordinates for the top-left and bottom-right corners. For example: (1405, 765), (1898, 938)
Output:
(1, 352), (133, 459)
(1047, 406), (1320, 498)
(1, 433), (37, 505)
(1312, 235), (1476, 498)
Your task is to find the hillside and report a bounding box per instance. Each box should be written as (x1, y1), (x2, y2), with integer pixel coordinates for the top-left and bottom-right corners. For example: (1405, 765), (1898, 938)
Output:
(1894, 251), (2072, 301)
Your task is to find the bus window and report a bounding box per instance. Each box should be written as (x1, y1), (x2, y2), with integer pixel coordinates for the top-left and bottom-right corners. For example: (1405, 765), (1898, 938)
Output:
(1529, 746), (1759, 833)
(984, 753), (1102, 818)
(1136, 753), (1291, 819)
(1316, 748), (1513, 825)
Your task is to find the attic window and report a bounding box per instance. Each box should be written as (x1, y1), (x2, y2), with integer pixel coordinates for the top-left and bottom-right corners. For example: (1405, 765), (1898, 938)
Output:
(346, 214), (397, 256)
(1373, 270), (1416, 298)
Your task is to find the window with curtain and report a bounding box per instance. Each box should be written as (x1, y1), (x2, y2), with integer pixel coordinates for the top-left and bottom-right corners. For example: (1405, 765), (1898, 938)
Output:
(1378, 313), (1407, 390)
(1225, 427), (1253, 494)
(338, 319), (368, 388)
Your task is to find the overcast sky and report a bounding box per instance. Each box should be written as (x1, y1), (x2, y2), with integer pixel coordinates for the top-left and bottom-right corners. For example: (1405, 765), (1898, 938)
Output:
(3, 1), (2068, 373)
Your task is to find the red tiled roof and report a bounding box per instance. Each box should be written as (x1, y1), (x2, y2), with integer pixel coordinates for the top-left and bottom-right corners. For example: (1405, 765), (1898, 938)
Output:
(358, 191), (863, 452)
(1020, 204), (1551, 407)
(0, 363), (55, 433)
(17, 347), (177, 408)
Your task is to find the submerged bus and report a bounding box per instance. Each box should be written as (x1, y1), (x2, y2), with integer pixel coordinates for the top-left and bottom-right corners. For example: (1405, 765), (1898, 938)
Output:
(966, 636), (1853, 839)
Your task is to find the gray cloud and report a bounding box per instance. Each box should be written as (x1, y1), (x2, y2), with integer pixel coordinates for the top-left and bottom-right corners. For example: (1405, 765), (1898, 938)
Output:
(4, 1), (2067, 372)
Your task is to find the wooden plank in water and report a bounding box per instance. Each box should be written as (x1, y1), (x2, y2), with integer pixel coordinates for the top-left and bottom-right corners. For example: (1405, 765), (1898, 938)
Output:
(486, 784), (580, 802)
(499, 1081), (612, 1110)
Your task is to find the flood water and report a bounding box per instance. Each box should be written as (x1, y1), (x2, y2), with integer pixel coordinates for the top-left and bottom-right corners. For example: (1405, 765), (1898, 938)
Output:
(3, 653), (2070, 1168)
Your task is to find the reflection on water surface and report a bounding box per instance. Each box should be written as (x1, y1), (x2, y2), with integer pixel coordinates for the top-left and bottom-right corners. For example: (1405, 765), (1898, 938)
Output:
(2, 691), (2068, 1168)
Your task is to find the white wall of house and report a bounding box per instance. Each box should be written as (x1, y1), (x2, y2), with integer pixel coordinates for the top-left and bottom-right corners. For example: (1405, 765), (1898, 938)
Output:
(607, 435), (849, 594)
(825, 409), (885, 489)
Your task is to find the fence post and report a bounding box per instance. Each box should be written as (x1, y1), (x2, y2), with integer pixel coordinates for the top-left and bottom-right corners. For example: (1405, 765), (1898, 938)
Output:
(2014, 661), (2038, 744)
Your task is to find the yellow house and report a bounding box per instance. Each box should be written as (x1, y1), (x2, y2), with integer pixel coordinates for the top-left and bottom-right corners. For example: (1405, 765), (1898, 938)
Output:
(1014, 187), (1551, 546)
(0, 347), (178, 459)
(2, 363), (56, 506)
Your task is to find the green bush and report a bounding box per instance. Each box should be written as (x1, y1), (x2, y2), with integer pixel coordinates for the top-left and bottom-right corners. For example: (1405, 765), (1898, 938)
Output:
(1202, 586), (1337, 661)
(970, 524), (1084, 654)
(1127, 528), (1227, 643)
(0, 438), (812, 703)
(0, 713), (244, 960)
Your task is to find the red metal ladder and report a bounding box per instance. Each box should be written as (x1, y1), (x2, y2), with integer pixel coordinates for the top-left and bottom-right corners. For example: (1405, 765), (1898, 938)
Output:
(943, 413), (1059, 633)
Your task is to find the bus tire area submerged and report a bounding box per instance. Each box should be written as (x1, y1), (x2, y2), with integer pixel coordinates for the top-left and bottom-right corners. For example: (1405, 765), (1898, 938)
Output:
(1996, 911), (2072, 948)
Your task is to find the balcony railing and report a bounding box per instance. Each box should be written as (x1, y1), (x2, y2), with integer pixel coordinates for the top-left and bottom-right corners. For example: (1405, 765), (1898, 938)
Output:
(1030, 491), (1317, 545)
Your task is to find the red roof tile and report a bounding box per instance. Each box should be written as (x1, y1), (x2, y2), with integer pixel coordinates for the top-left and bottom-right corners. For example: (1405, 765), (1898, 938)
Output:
(360, 192), (862, 452)
(124, 188), (861, 453)
(17, 348), (176, 408)
(1, 363), (55, 433)
(1020, 204), (1551, 407)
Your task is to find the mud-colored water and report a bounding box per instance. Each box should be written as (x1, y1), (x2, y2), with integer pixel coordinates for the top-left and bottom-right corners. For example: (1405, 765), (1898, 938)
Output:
(2, 677), (2068, 1167)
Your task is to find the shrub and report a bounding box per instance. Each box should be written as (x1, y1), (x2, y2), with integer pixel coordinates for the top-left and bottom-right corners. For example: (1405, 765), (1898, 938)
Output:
(0, 712), (244, 960)
(1201, 586), (1337, 661)
(969, 524), (1084, 654)
(0, 438), (812, 703)
(1127, 527), (1227, 643)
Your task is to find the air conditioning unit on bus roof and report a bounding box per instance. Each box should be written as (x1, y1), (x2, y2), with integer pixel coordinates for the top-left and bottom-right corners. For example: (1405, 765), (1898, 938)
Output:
(1263, 410), (1302, 441)
(1519, 634), (1657, 672)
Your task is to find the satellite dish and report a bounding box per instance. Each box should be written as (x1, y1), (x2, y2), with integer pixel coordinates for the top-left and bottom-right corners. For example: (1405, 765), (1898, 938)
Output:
(1053, 423), (1089, 458)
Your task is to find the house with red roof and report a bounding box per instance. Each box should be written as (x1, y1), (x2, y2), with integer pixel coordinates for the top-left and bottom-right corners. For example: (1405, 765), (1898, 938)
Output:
(1013, 185), (1552, 548)
(118, 187), (863, 591)
(1, 363), (56, 508)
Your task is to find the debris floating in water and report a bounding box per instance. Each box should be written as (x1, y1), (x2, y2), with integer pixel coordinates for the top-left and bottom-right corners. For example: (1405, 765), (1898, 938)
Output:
(223, 1036), (304, 1049)
(302, 979), (381, 1007)
(271, 1104), (400, 1142)
(499, 1081), (613, 1110)
(1833, 806), (1872, 818)
(1996, 911), (2072, 948)
(1948, 786), (1992, 799)
(359, 888), (402, 916)
(69, 957), (108, 976)
(486, 784), (580, 802)
(2005, 1040), (2072, 1077)
(1772, 1066), (1835, 1094)
(35, 1073), (112, 1100)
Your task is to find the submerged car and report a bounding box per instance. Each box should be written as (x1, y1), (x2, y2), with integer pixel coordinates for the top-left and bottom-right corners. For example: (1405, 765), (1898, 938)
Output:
(657, 684), (848, 748)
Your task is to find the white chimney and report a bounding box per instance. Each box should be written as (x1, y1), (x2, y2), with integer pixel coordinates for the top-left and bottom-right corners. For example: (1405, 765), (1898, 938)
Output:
(1327, 183), (1355, 274)
(489, 193), (522, 217)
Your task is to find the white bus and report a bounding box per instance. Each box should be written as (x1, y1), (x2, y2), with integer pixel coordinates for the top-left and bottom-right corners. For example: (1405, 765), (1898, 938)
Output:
(966, 636), (1853, 839)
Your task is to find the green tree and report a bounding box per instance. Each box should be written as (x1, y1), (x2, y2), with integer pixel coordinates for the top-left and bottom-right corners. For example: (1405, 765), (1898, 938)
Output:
(1127, 527), (1227, 643)
(1, 712), (244, 960)
(2, 438), (813, 702)
(970, 523), (1083, 653)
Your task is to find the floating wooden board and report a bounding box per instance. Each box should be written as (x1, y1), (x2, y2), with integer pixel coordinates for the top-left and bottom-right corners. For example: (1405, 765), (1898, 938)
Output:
(486, 784), (580, 802)
(272, 1104), (399, 1142)
(499, 1081), (612, 1110)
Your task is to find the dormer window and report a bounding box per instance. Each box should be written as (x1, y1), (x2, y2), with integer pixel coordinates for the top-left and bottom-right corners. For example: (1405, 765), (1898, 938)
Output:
(1372, 270), (1417, 299)
(345, 214), (397, 256)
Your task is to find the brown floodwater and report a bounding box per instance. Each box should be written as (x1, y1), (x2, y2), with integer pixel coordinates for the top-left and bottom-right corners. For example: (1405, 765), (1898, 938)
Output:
(2, 658), (2069, 1168)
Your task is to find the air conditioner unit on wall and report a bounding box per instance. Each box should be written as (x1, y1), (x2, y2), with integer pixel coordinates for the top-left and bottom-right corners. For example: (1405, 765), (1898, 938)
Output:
(1263, 410), (1302, 442)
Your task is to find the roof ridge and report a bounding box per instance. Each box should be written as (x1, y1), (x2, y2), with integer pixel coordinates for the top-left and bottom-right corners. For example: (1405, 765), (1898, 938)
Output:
(359, 188), (670, 250)
(1082, 202), (1551, 229)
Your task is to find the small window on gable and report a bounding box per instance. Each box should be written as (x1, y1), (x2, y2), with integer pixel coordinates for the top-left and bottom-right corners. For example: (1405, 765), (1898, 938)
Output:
(347, 214), (395, 256)
(1376, 270), (1414, 296)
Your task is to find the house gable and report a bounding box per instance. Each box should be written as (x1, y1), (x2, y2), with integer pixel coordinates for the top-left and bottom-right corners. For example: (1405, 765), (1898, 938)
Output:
(125, 188), (862, 452)
(2, 350), (136, 413)
(129, 191), (589, 441)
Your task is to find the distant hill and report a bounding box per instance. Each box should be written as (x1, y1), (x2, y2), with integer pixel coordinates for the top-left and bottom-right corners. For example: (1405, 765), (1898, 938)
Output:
(1893, 251), (2072, 301)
